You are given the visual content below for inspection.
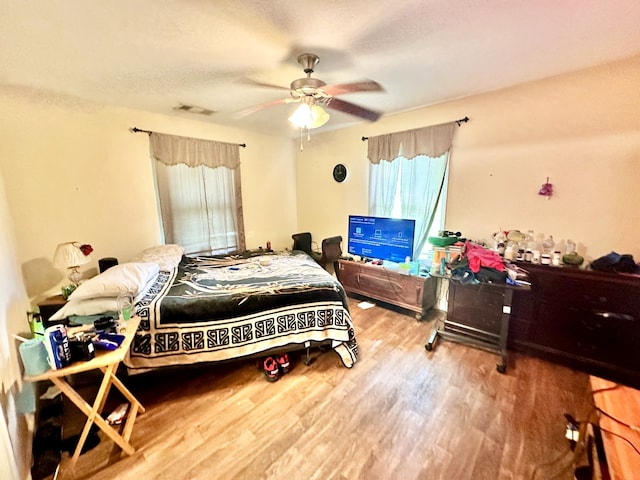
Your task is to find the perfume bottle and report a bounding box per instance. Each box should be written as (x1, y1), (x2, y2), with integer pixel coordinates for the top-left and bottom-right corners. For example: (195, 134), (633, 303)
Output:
(542, 235), (555, 254)
(524, 230), (537, 262)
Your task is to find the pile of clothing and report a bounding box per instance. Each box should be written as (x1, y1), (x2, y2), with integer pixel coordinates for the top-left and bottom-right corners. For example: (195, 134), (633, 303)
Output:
(449, 241), (507, 284)
(590, 252), (640, 274)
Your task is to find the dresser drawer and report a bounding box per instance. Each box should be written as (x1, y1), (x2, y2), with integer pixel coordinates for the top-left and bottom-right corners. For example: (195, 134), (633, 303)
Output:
(524, 265), (640, 316)
(532, 303), (640, 366)
(536, 278), (638, 316)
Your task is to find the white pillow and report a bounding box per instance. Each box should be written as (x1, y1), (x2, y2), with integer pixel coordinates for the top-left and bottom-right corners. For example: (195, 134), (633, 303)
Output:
(69, 262), (160, 301)
(132, 244), (184, 271)
(49, 297), (120, 321)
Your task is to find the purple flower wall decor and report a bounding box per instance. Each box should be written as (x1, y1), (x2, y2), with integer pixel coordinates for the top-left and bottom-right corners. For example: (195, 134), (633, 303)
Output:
(538, 177), (553, 198)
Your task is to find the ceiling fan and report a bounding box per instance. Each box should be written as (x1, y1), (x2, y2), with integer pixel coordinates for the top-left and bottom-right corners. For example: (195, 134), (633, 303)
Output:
(237, 53), (384, 126)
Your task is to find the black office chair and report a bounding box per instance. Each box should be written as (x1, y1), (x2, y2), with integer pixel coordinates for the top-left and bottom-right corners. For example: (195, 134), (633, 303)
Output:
(319, 236), (343, 272)
(292, 232), (321, 262)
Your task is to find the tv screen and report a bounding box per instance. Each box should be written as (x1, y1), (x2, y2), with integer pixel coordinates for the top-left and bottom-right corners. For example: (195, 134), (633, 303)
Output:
(347, 215), (416, 262)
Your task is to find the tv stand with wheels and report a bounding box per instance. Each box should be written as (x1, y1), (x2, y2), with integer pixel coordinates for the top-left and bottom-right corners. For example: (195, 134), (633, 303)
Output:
(336, 259), (437, 319)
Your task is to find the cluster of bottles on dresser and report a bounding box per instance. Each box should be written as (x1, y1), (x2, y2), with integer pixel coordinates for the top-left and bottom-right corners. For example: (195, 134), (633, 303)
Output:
(496, 230), (576, 266)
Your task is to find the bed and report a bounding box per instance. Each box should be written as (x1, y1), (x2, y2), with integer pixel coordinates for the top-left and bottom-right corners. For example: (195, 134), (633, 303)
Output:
(50, 246), (358, 371)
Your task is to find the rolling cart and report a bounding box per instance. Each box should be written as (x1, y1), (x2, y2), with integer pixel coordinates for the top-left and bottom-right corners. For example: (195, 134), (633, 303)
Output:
(426, 280), (529, 373)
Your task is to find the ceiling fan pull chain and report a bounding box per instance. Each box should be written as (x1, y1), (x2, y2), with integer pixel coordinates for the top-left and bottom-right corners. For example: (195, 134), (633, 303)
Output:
(297, 127), (314, 151)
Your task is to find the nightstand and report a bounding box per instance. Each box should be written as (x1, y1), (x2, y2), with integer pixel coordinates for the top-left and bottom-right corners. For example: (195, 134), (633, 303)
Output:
(38, 294), (67, 328)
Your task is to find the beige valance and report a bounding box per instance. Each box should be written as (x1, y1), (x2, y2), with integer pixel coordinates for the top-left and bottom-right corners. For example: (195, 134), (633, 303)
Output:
(150, 132), (240, 169)
(367, 121), (457, 164)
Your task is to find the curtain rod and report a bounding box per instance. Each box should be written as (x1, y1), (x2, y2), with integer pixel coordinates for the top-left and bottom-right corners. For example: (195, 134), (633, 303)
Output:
(129, 127), (247, 148)
(361, 116), (469, 141)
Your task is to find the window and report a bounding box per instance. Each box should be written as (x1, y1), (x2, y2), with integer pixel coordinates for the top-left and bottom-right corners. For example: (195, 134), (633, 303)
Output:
(366, 121), (457, 260)
(369, 153), (449, 259)
(154, 163), (243, 255)
(149, 132), (245, 256)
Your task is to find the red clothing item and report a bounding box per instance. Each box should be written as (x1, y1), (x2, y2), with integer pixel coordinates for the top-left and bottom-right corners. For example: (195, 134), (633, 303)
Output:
(464, 241), (505, 273)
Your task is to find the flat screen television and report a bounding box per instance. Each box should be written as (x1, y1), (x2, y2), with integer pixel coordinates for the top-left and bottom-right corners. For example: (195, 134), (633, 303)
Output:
(347, 215), (416, 262)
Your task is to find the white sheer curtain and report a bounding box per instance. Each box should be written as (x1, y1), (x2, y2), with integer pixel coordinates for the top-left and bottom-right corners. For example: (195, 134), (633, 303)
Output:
(150, 132), (245, 255)
(368, 122), (457, 257)
(397, 154), (448, 255)
(369, 158), (400, 218)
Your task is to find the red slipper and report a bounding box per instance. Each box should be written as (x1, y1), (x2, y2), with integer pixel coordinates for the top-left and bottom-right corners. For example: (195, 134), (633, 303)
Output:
(275, 353), (290, 374)
(262, 356), (280, 382)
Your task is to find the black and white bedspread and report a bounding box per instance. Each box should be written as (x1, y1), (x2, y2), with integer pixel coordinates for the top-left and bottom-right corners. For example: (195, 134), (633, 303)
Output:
(125, 251), (358, 370)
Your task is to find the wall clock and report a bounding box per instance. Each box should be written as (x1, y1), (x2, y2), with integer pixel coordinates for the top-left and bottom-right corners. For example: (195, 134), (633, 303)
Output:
(332, 163), (348, 183)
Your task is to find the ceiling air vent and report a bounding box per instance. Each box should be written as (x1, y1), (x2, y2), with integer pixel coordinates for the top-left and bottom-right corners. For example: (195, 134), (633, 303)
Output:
(173, 103), (215, 116)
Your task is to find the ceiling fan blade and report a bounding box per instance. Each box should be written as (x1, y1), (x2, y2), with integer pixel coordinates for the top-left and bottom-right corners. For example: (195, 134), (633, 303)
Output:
(322, 80), (384, 96)
(235, 97), (293, 118)
(324, 97), (382, 122)
(236, 78), (291, 91)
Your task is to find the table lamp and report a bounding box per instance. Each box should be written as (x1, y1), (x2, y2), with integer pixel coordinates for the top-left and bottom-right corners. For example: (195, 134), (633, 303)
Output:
(53, 241), (91, 285)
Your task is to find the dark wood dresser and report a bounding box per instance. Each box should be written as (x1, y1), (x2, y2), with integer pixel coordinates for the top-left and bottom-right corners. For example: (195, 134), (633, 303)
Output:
(508, 263), (640, 388)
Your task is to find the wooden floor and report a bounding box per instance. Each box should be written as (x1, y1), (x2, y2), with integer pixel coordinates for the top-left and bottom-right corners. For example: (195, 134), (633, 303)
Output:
(56, 298), (591, 480)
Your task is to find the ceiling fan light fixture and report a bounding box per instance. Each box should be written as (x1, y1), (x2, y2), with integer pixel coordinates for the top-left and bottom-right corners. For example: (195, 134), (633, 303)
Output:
(288, 102), (330, 129)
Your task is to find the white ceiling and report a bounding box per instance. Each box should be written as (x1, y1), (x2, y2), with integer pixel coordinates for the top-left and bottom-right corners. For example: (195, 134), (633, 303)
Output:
(2, 0), (640, 138)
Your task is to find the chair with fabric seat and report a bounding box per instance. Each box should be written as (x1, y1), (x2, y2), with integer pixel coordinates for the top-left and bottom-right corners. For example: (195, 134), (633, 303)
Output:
(319, 236), (343, 272)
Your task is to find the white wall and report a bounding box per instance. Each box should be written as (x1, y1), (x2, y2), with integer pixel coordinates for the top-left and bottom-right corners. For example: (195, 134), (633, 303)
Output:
(294, 55), (640, 262)
(1, 86), (297, 303)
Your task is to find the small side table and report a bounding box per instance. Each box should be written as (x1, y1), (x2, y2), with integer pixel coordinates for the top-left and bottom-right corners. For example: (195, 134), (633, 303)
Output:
(25, 317), (145, 468)
(38, 294), (67, 328)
